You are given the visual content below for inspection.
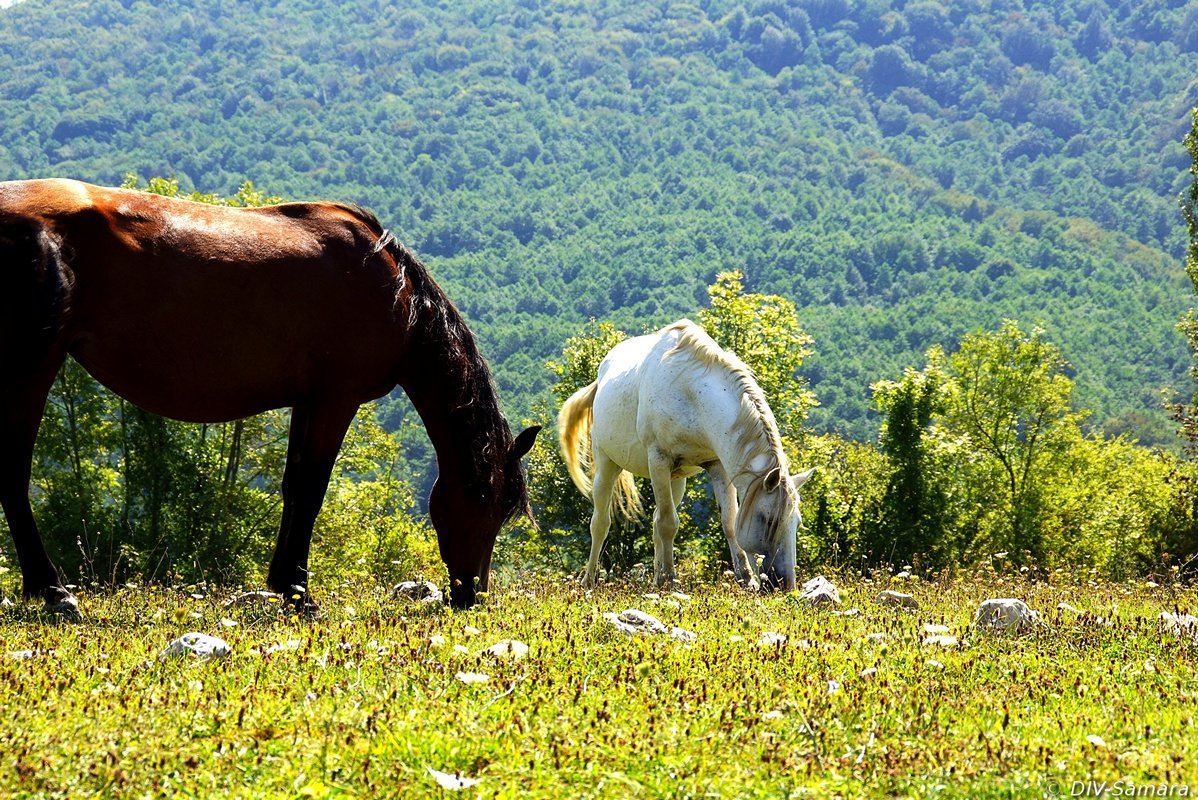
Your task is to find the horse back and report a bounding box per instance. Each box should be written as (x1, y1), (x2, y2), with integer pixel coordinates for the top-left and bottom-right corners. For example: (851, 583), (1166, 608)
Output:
(0, 179), (406, 421)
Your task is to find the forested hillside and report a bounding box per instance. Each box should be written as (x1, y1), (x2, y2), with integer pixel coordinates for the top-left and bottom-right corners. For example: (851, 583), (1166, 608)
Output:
(1, 0), (1195, 443)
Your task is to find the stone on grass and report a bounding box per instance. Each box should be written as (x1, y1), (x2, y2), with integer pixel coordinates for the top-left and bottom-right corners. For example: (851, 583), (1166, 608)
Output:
(224, 590), (281, 609)
(875, 590), (919, 609)
(1159, 611), (1198, 639)
(481, 639), (529, 660)
(757, 631), (787, 647)
(604, 608), (666, 635)
(392, 580), (444, 604)
(602, 608), (697, 641)
(455, 671), (490, 685)
(798, 575), (841, 606)
(974, 598), (1038, 633)
(922, 634), (959, 648)
(427, 767), (480, 791)
(161, 632), (232, 660)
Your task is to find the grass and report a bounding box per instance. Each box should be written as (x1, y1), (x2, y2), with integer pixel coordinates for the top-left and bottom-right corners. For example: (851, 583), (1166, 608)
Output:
(0, 572), (1195, 799)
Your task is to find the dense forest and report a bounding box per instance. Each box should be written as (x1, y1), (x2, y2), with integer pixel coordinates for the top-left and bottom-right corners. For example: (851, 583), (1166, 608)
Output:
(1, 0), (1195, 446)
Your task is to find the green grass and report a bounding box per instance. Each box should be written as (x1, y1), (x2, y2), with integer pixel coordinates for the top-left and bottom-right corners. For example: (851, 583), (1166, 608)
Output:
(0, 573), (1195, 799)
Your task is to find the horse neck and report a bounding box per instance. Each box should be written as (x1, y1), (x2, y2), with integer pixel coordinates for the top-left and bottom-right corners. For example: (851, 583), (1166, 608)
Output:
(396, 302), (509, 497)
(700, 366), (786, 491)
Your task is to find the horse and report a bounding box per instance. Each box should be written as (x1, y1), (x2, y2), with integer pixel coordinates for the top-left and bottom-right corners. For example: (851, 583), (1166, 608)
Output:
(557, 319), (813, 591)
(0, 178), (539, 613)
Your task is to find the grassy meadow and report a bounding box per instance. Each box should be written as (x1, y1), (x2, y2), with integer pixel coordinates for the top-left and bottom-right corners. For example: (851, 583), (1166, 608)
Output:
(0, 572), (1195, 799)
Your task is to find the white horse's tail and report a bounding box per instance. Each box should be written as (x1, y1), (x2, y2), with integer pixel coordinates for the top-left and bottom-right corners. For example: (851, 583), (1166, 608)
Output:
(558, 381), (598, 497)
(557, 381), (642, 520)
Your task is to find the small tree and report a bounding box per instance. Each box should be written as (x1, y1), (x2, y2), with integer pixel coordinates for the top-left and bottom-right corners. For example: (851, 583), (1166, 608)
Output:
(868, 347), (953, 569)
(941, 320), (1084, 564)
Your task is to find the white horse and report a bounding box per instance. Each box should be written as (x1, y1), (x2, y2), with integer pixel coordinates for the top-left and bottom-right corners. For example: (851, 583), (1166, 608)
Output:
(558, 319), (813, 590)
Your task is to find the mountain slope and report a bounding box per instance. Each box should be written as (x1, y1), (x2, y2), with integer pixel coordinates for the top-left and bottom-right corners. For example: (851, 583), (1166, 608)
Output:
(0, 0), (1193, 443)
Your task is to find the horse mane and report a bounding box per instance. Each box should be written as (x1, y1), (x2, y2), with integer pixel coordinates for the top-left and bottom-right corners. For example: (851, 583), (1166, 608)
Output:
(664, 319), (796, 545)
(346, 206), (529, 523)
(664, 320), (788, 473)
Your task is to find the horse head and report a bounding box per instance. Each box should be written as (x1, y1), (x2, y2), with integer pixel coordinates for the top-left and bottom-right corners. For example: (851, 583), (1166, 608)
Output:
(736, 467), (815, 591)
(431, 424), (540, 608)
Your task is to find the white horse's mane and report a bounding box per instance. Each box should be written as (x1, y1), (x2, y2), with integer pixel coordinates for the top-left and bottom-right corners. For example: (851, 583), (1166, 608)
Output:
(663, 320), (790, 481)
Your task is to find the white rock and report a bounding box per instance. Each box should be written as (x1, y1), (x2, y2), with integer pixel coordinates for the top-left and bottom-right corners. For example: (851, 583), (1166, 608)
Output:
(974, 598), (1038, 633)
(481, 639), (529, 660)
(922, 634), (959, 648)
(875, 590), (919, 609)
(455, 671), (490, 685)
(392, 580), (444, 604)
(161, 632), (231, 659)
(603, 608), (667, 636)
(427, 767), (480, 790)
(1159, 611), (1198, 639)
(669, 627), (698, 642)
(757, 631), (787, 647)
(798, 575), (841, 606)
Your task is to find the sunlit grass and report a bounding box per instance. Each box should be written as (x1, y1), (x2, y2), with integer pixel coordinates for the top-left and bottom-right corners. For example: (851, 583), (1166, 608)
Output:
(0, 573), (1194, 798)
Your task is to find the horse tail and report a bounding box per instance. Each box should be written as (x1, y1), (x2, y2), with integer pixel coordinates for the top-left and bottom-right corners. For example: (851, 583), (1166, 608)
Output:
(557, 381), (643, 520)
(0, 220), (72, 366)
(610, 465), (643, 521)
(558, 381), (597, 497)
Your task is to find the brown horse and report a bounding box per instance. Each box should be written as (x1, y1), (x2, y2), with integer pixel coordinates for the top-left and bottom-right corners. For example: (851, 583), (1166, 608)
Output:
(0, 178), (539, 613)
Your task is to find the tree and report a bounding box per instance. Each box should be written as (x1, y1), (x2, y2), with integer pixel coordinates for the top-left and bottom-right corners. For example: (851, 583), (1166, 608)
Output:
(941, 320), (1084, 564)
(698, 270), (817, 446)
(1174, 109), (1198, 451)
(869, 347), (952, 568)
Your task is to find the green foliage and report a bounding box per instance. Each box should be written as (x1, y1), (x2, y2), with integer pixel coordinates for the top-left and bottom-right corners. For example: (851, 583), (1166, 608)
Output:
(309, 408), (441, 587)
(849, 320), (1193, 579)
(942, 320), (1085, 564)
(0, 0), (1189, 445)
(868, 348), (952, 568)
(698, 270), (817, 442)
(0, 577), (1195, 797)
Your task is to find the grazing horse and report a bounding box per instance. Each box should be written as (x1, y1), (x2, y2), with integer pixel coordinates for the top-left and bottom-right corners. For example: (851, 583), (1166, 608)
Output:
(558, 319), (812, 590)
(0, 178), (539, 613)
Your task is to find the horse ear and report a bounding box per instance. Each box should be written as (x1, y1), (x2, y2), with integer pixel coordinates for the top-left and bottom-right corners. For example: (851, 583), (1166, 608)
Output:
(509, 425), (541, 462)
(791, 467), (815, 490)
(763, 467), (782, 492)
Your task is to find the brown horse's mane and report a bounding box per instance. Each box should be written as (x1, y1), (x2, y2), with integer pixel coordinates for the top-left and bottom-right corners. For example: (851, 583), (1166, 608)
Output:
(341, 204), (529, 523)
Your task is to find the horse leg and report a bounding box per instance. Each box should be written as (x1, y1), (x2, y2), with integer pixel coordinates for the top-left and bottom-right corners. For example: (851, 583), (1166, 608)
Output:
(583, 452), (621, 587)
(266, 401), (358, 615)
(707, 463), (758, 591)
(0, 354), (78, 615)
(647, 449), (680, 587)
